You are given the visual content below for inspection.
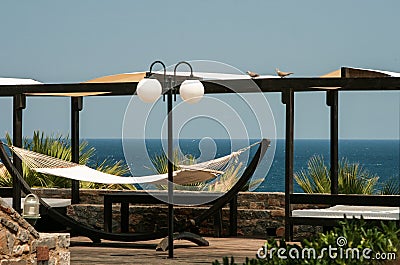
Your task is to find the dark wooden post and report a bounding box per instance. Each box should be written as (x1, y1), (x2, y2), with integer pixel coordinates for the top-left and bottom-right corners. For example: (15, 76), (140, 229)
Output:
(282, 89), (294, 241)
(229, 194), (238, 236)
(326, 67), (346, 196)
(12, 94), (26, 213)
(326, 90), (339, 195)
(71, 97), (83, 204)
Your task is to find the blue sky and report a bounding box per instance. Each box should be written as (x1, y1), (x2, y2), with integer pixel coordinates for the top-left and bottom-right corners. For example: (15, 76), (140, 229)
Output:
(0, 0), (399, 139)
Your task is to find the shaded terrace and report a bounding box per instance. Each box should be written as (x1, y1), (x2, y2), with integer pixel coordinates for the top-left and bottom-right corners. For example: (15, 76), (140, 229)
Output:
(0, 66), (399, 242)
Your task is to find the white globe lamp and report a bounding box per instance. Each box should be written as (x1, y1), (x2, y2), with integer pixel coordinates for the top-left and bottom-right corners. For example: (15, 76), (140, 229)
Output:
(179, 80), (204, 104)
(136, 78), (162, 103)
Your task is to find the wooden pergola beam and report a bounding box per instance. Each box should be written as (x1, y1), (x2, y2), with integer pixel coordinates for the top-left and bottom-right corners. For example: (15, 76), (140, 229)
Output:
(0, 77), (400, 97)
(0, 82), (138, 96)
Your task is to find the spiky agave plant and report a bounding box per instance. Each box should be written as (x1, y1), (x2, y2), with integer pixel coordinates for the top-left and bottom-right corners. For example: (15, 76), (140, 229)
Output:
(1, 131), (134, 189)
(380, 176), (400, 195)
(294, 155), (379, 194)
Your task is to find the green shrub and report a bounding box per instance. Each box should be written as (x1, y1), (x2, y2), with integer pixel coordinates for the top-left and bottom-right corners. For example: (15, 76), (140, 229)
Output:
(301, 218), (399, 264)
(213, 219), (399, 265)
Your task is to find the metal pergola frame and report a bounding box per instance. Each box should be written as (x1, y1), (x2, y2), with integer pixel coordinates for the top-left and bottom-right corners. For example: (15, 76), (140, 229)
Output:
(1, 67), (399, 241)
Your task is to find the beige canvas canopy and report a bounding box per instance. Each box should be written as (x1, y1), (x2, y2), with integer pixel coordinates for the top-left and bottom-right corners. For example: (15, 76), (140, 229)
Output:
(318, 67), (400, 90)
(23, 72), (147, 97)
(321, 67), (400, 78)
(85, 72), (147, 83)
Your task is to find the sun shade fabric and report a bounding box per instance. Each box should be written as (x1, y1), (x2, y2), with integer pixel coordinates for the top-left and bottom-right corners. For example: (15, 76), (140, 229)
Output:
(85, 72), (147, 83)
(85, 71), (279, 84)
(321, 67), (400, 78)
(0, 77), (41, 85)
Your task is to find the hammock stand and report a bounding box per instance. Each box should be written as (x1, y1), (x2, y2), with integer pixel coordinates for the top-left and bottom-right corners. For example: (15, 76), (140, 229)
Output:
(0, 139), (270, 248)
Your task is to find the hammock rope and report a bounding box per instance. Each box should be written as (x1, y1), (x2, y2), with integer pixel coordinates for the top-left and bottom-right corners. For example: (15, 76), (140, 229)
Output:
(178, 141), (260, 172)
(6, 141), (259, 185)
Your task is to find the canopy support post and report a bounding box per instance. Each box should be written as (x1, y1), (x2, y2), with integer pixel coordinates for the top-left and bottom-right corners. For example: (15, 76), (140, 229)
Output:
(71, 96), (83, 204)
(282, 89), (294, 241)
(327, 90), (339, 195)
(12, 94), (26, 213)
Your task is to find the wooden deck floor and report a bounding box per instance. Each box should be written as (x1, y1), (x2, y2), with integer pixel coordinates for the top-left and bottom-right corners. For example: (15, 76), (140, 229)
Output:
(70, 236), (266, 265)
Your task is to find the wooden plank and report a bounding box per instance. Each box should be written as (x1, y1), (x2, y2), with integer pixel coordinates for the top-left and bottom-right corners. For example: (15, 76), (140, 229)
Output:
(70, 236), (267, 265)
(254, 77), (400, 91)
(1, 77), (400, 97)
(0, 82), (137, 96)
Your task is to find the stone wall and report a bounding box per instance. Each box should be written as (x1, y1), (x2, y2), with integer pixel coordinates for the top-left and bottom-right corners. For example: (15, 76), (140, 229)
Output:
(33, 189), (321, 240)
(0, 198), (70, 265)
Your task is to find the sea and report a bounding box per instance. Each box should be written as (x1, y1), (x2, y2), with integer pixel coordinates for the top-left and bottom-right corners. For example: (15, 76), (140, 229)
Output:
(85, 139), (399, 193)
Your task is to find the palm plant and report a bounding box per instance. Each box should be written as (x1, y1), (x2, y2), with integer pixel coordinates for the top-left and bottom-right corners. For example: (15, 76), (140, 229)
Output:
(206, 163), (243, 192)
(149, 149), (194, 174)
(0, 163), (12, 187)
(150, 149), (200, 191)
(380, 176), (400, 195)
(294, 155), (379, 194)
(150, 150), (251, 192)
(0, 131), (134, 190)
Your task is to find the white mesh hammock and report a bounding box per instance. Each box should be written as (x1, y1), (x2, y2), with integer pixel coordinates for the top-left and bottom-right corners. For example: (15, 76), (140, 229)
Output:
(7, 141), (259, 185)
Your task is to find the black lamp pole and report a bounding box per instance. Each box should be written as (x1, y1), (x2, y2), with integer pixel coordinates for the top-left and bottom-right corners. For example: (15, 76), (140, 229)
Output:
(166, 83), (174, 259)
(148, 61), (176, 258)
(145, 61), (194, 259)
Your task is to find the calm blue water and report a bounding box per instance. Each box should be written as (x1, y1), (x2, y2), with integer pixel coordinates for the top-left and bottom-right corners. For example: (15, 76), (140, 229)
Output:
(85, 139), (399, 192)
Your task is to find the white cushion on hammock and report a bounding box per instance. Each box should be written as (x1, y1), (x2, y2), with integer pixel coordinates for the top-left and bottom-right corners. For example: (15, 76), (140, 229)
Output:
(34, 165), (219, 185)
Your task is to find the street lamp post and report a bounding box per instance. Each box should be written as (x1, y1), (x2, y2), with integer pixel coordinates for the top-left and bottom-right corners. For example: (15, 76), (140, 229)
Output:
(137, 61), (204, 258)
